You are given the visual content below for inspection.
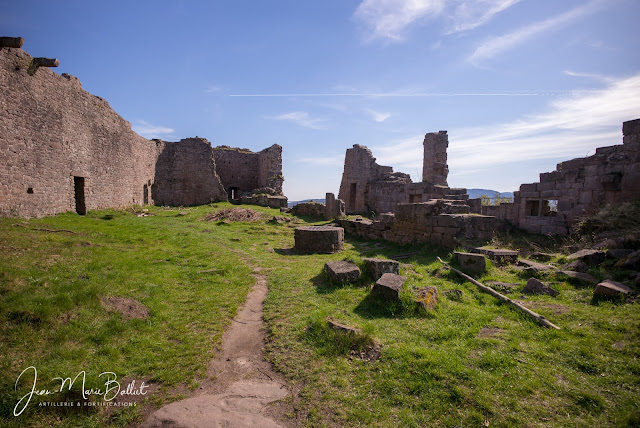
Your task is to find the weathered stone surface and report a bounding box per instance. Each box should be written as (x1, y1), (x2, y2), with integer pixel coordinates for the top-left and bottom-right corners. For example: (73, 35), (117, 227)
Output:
(473, 247), (518, 264)
(606, 249), (634, 260)
(635, 272), (640, 287)
(453, 252), (486, 275)
(0, 36), (24, 48)
(615, 250), (640, 270)
(556, 270), (599, 285)
(324, 192), (345, 220)
(531, 252), (554, 261)
(363, 258), (399, 280)
(416, 286), (438, 310)
(324, 261), (361, 284)
(518, 259), (554, 272)
(294, 226), (344, 254)
(594, 280), (634, 298)
(561, 260), (589, 273)
(372, 273), (406, 302)
(521, 278), (559, 297)
(328, 319), (362, 335)
(291, 201), (325, 218)
(423, 131), (449, 186)
(567, 249), (606, 266)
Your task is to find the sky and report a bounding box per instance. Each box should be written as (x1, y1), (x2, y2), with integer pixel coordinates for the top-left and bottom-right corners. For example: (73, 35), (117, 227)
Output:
(3, 0), (640, 201)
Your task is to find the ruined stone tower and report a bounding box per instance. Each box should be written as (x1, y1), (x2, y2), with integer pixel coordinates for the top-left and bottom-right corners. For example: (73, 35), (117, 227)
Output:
(422, 131), (449, 186)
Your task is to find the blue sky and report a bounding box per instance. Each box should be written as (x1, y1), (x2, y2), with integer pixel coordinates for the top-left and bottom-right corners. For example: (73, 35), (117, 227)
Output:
(3, 0), (640, 200)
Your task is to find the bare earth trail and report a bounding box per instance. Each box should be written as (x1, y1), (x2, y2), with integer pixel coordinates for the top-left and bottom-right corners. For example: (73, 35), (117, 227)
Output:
(140, 263), (291, 427)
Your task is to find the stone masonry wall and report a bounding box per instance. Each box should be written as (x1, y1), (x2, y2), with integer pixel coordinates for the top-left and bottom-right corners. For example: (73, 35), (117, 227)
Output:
(423, 131), (449, 186)
(212, 146), (260, 195)
(483, 119), (640, 235)
(0, 47), (158, 218)
(258, 144), (284, 194)
(339, 200), (498, 249)
(153, 138), (227, 206)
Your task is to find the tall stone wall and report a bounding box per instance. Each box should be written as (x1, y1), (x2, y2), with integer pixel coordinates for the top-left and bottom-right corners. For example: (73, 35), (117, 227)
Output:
(153, 138), (227, 206)
(0, 47), (158, 218)
(483, 119), (640, 235)
(212, 146), (260, 195)
(258, 144), (284, 194)
(422, 131), (449, 186)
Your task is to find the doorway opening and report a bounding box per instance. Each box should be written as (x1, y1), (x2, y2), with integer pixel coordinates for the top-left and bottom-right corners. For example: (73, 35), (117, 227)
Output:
(74, 176), (86, 215)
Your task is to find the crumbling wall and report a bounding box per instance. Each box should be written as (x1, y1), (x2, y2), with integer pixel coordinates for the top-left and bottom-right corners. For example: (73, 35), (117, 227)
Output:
(423, 131), (449, 186)
(0, 47), (158, 218)
(212, 146), (260, 196)
(258, 144), (284, 194)
(339, 200), (497, 248)
(484, 119), (640, 235)
(153, 138), (227, 206)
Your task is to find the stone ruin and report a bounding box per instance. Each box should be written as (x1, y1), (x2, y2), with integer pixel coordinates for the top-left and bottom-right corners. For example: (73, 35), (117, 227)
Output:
(0, 39), (287, 218)
(331, 119), (640, 247)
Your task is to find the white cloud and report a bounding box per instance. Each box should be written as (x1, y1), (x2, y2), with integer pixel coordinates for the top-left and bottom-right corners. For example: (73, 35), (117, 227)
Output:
(270, 111), (326, 129)
(563, 70), (613, 83)
(469, 0), (605, 66)
(352, 0), (521, 42)
(366, 108), (391, 122)
(132, 120), (176, 139)
(446, 0), (521, 34)
(353, 0), (445, 42)
(369, 73), (640, 185)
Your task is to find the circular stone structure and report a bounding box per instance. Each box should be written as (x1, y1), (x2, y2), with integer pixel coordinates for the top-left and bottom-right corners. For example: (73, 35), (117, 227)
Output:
(294, 226), (344, 254)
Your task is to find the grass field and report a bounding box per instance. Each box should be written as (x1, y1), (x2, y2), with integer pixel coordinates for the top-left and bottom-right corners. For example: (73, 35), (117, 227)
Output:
(1, 204), (638, 427)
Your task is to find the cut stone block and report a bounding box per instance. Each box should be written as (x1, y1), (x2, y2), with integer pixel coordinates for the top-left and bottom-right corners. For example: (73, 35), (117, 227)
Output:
(473, 247), (518, 264)
(521, 278), (559, 297)
(556, 270), (598, 285)
(294, 226), (344, 254)
(325, 261), (361, 284)
(328, 319), (362, 335)
(567, 249), (606, 266)
(531, 252), (554, 261)
(453, 252), (486, 275)
(363, 258), (399, 280)
(615, 250), (640, 270)
(372, 273), (406, 302)
(561, 260), (588, 273)
(518, 259), (554, 272)
(416, 286), (438, 310)
(594, 280), (634, 298)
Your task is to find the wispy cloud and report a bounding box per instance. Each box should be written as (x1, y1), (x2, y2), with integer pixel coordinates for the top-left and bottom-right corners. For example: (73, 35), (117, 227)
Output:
(270, 111), (326, 129)
(563, 70), (613, 83)
(132, 120), (176, 139)
(469, 0), (605, 66)
(352, 0), (520, 42)
(204, 85), (223, 94)
(366, 108), (391, 122)
(353, 0), (445, 42)
(371, 73), (640, 181)
(446, 0), (521, 34)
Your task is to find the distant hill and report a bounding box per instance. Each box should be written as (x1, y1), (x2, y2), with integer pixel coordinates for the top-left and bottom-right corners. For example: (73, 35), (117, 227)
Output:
(288, 198), (325, 208)
(288, 190), (513, 208)
(466, 189), (514, 200)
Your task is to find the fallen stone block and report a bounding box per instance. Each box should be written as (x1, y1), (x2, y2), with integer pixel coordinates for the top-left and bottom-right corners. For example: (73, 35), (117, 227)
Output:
(521, 278), (559, 297)
(328, 319), (362, 336)
(615, 250), (640, 270)
(416, 286), (438, 310)
(294, 226), (344, 254)
(325, 261), (361, 284)
(473, 247), (518, 265)
(606, 249), (634, 260)
(561, 260), (588, 273)
(453, 252), (486, 275)
(363, 258), (399, 280)
(567, 249), (606, 266)
(518, 259), (554, 272)
(594, 280), (634, 298)
(556, 270), (598, 285)
(531, 252), (554, 261)
(372, 273), (406, 302)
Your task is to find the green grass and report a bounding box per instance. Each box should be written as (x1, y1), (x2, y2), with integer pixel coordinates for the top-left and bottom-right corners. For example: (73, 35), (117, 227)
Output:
(1, 204), (639, 427)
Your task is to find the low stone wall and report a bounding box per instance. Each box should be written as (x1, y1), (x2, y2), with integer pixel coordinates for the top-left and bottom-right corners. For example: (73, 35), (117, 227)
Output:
(240, 194), (288, 208)
(338, 201), (498, 248)
(290, 201), (325, 218)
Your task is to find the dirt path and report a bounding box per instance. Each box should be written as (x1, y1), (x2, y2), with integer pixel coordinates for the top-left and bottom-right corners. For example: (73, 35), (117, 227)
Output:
(140, 266), (290, 427)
